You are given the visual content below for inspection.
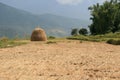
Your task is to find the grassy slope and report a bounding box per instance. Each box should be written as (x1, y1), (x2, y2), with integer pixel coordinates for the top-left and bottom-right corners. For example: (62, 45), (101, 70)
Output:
(0, 39), (28, 48)
(0, 32), (120, 48)
(67, 33), (120, 42)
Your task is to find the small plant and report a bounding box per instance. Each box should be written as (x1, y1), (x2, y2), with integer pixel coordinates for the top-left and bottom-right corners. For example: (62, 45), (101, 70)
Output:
(48, 36), (56, 39)
(79, 28), (88, 35)
(106, 39), (120, 45)
(46, 41), (57, 44)
(0, 37), (8, 42)
(106, 39), (113, 44)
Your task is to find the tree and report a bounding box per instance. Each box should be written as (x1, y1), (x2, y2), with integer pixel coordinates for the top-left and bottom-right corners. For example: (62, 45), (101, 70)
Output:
(112, 1), (120, 33)
(88, 0), (120, 35)
(71, 28), (78, 36)
(79, 28), (88, 35)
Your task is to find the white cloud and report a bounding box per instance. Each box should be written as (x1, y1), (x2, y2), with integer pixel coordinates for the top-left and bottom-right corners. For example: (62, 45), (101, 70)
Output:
(97, 0), (107, 3)
(56, 0), (83, 5)
(56, 0), (108, 5)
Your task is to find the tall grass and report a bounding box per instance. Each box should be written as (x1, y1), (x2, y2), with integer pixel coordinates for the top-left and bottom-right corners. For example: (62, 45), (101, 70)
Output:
(67, 32), (120, 42)
(0, 37), (27, 48)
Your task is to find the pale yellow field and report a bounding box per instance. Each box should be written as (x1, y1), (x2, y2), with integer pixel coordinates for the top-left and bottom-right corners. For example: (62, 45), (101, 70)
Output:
(0, 40), (120, 80)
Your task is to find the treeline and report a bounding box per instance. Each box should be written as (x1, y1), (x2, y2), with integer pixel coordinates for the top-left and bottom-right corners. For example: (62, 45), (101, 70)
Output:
(71, 28), (88, 36)
(69, 0), (120, 45)
(71, 0), (120, 36)
(88, 0), (120, 35)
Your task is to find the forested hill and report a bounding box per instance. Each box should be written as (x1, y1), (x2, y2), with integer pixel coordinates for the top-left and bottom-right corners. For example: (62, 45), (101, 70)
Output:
(0, 2), (90, 38)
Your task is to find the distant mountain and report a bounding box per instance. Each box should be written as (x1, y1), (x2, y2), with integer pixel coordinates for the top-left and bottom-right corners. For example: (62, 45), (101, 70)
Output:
(0, 2), (90, 38)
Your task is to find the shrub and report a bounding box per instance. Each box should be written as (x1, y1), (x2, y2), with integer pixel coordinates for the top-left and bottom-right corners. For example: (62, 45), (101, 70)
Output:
(71, 28), (78, 36)
(48, 36), (56, 39)
(106, 39), (120, 45)
(79, 28), (88, 35)
(46, 41), (57, 44)
(106, 39), (113, 44)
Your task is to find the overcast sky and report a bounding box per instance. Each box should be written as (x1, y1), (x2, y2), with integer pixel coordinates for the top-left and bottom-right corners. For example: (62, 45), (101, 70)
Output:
(0, 0), (106, 20)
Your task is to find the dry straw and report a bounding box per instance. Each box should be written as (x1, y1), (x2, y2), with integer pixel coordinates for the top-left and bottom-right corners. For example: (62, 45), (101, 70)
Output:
(31, 27), (47, 41)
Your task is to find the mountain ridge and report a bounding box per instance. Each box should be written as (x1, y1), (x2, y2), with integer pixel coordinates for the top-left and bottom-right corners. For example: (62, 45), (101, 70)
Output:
(0, 2), (90, 38)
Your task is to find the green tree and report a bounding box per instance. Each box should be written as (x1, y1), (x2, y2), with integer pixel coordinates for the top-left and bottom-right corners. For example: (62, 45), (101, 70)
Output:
(71, 28), (78, 36)
(88, 0), (120, 35)
(112, 1), (120, 33)
(79, 28), (88, 35)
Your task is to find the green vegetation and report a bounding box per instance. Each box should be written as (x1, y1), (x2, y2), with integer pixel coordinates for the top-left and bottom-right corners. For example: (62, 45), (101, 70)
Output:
(46, 41), (57, 44)
(48, 36), (56, 39)
(67, 32), (120, 42)
(79, 28), (88, 35)
(88, 0), (120, 35)
(71, 28), (78, 36)
(71, 28), (88, 36)
(0, 37), (27, 48)
(107, 39), (120, 45)
(68, 0), (120, 45)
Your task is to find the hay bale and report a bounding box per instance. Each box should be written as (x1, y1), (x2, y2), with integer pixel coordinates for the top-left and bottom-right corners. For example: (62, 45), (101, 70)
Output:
(31, 28), (47, 41)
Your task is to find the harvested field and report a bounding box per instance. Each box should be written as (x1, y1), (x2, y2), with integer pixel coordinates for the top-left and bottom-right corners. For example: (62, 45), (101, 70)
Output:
(0, 40), (120, 80)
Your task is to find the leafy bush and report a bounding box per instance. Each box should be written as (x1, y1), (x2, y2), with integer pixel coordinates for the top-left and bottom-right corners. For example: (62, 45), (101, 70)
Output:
(48, 36), (56, 39)
(46, 41), (57, 44)
(71, 28), (78, 36)
(79, 28), (88, 35)
(106, 39), (120, 45)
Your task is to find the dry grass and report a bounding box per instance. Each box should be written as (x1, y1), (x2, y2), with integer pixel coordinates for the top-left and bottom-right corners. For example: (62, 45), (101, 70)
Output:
(0, 39), (28, 48)
(0, 40), (120, 80)
(31, 28), (47, 41)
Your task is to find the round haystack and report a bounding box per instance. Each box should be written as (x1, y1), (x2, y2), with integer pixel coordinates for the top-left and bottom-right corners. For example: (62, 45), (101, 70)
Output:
(31, 28), (47, 41)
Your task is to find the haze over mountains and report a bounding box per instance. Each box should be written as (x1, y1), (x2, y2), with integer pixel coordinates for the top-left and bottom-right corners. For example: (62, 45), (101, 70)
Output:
(0, 2), (90, 38)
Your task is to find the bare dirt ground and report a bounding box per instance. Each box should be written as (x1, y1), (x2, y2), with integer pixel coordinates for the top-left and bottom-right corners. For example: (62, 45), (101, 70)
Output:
(0, 40), (120, 80)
